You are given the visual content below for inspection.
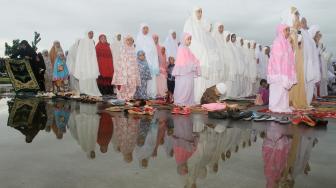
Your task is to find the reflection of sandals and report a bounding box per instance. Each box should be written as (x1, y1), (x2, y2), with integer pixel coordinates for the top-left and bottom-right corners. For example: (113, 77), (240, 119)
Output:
(179, 107), (191, 115)
(144, 106), (155, 115)
(128, 107), (146, 115)
(106, 106), (124, 112)
(171, 107), (181, 114)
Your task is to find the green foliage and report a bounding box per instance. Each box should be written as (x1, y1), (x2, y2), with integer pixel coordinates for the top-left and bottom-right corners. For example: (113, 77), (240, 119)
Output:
(4, 32), (41, 57)
(32, 32), (41, 52)
(5, 39), (20, 57)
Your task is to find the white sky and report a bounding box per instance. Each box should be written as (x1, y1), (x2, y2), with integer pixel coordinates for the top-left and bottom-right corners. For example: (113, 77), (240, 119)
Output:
(0, 0), (335, 57)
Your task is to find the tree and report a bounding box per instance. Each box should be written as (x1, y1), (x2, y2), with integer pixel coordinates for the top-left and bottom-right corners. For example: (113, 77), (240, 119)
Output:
(4, 31), (41, 57)
(5, 39), (20, 57)
(31, 32), (41, 52)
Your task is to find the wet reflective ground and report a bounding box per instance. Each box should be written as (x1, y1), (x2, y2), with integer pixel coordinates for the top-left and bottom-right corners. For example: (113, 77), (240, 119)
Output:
(0, 96), (336, 188)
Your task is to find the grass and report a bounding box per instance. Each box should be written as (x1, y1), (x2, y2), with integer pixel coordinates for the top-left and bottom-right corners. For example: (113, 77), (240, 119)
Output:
(0, 77), (11, 84)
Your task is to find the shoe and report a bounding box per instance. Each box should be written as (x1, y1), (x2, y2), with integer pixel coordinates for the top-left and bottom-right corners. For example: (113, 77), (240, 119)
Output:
(179, 107), (191, 115)
(275, 117), (291, 124)
(301, 115), (316, 127)
(254, 114), (276, 122)
(291, 115), (303, 125)
(292, 115), (316, 127)
(240, 111), (253, 119)
(243, 112), (261, 121)
(230, 111), (253, 120)
(308, 115), (328, 127)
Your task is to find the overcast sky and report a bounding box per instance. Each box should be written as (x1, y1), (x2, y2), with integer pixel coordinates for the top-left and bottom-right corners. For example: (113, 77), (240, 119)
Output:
(1, 0), (335, 57)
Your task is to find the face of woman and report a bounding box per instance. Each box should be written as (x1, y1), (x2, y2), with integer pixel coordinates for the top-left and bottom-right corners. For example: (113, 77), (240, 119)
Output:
(240, 39), (244, 46)
(247, 43), (251, 48)
(218, 25), (224, 34)
(55, 42), (60, 48)
(43, 51), (48, 56)
(283, 27), (290, 39)
(226, 34), (231, 42)
(126, 38), (134, 46)
(153, 36), (159, 44)
(300, 18), (308, 29)
(161, 47), (166, 54)
(117, 34), (122, 41)
(172, 32), (177, 40)
(196, 9), (202, 20)
(142, 26), (149, 35)
(314, 31), (322, 43)
(253, 43), (256, 49)
(231, 35), (236, 43)
(138, 53), (146, 61)
(100, 36), (107, 43)
(88, 31), (94, 39)
(294, 11), (300, 22)
(185, 36), (192, 46)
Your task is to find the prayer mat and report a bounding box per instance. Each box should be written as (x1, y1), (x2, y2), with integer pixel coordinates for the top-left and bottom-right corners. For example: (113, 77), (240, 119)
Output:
(5, 59), (40, 93)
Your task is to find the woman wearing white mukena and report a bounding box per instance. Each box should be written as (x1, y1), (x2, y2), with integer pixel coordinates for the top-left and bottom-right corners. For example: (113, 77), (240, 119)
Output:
(135, 23), (160, 99)
(163, 30), (179, 61)
(183, 6), (220, 103)
(211, 22), (230, 85)
(73, 30), (102, 96)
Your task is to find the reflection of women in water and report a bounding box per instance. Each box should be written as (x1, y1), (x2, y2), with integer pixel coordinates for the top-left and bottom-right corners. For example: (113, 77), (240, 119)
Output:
(184, 127), (218, 188)
(172, 115), (197, 179)
(262, 122), (291, 188)
(54, 101), (70, 138)
(97, 112), (113, 154)
(135, 116), (158, 168)
(75, 103), (100, 159)
(164, 116), (174, 158)
(114, 114), (139, 163)
(153, 111), (169, 157)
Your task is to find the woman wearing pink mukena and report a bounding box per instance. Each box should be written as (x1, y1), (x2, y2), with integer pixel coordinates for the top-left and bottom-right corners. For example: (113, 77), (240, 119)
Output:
(267, 24), (297, 113)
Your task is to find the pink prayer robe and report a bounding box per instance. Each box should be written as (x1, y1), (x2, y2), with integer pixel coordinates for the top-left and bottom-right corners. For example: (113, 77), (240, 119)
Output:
(267, 24), (297, 112)
(172, 33), (201, 106)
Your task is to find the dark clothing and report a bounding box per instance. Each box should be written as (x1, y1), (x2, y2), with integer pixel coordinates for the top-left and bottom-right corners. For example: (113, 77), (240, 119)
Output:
(167, 64), (175, 94)
(200, 85), (220, 105)
(11, 43), (46, 91)
(167, 80), (175, 94)
(167, 64), (175, 81)
(97, 76), (114, 95)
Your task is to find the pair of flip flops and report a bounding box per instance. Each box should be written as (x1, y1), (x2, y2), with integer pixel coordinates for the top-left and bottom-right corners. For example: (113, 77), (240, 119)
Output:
(243, 112), (291, 124)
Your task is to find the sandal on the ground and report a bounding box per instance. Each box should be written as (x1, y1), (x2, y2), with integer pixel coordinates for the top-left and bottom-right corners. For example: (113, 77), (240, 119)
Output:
(275, 116), (291, 124)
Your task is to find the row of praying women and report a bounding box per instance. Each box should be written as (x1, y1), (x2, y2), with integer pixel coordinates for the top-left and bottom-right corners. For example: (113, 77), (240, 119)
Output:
(268, 6), (334, 113)
(41, 27), (180, 101)
(37, 6), (333, 109)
